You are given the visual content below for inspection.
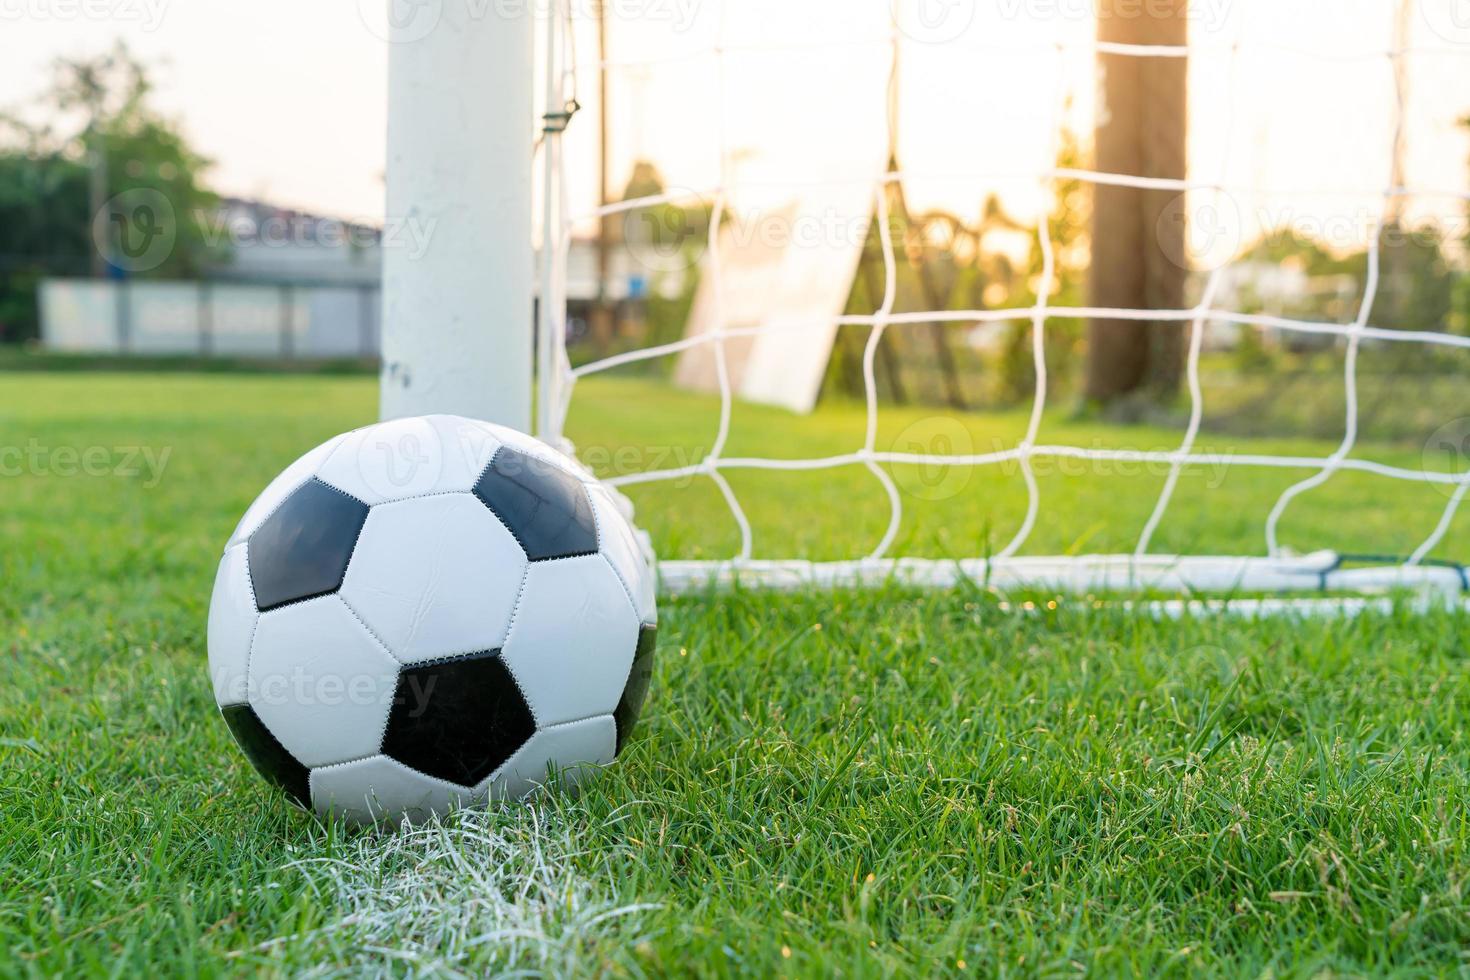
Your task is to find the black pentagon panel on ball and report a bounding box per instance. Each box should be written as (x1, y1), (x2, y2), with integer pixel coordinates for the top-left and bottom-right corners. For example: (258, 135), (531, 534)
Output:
(613, 625), (657, 754)
(472, 447), (598, 562)
(221, 703), (311, 807)
(382, 651), (537, 787)
(247, 478), (369, 611)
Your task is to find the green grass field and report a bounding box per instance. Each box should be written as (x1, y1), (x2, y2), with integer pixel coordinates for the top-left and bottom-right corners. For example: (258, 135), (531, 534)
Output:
(3, 371), (1470, 975)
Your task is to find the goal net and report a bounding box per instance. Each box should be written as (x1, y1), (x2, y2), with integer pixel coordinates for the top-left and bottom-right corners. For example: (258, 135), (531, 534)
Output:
(535, 0), (1470, 602)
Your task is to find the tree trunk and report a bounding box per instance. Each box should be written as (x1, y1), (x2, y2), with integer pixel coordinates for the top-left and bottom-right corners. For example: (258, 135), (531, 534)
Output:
(1085, 0), (1189, 404)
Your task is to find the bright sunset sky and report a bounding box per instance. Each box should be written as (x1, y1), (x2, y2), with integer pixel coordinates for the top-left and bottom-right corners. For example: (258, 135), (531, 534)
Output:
(1, 0), (1467, 256)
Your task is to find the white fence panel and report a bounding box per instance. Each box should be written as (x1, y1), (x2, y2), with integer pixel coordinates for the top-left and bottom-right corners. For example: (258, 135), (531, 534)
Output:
(130, 282), (206, 355)
(39, 278), (379, 359)
(38, 280), (121, 353)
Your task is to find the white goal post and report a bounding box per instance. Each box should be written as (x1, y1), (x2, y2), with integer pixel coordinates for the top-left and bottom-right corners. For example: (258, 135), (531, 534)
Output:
(384, 1), (1470, 607)
(381, 3), (534, 431)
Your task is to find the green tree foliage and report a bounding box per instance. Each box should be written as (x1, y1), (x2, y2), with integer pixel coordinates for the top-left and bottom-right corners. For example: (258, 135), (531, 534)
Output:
(825, 127), (1091, 409)
(0, 41), (219, 342)
(1210, 203), (1467, 441)
(0, 149), (90, 341)
(1230, 220), (1458, 369)
(999, 127), (1091, 404)
(617, 161), (711, 358)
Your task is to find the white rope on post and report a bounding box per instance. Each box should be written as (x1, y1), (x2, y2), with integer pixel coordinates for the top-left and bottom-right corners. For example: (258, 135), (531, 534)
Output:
(536, 0), (565, 441)
(1136, 17), (1248, 560)
(698, 5), (759, 564)
(861, 181), (904, 562)
(1263, 0), (1411, 558)
(600, 447), (1470, 489)
(996, 41), (1066, 563)
(566, 300), (1470, 380)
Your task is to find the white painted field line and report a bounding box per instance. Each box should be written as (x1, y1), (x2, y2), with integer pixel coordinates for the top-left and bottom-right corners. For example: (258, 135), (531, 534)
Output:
(275, 805), (658, 976)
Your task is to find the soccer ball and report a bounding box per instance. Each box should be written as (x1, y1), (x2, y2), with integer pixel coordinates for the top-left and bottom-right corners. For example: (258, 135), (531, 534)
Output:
(207, 415), (657, 824)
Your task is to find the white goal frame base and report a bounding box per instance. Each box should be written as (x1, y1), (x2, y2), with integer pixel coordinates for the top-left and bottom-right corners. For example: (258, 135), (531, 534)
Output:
(656, 552), (1469, 613)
